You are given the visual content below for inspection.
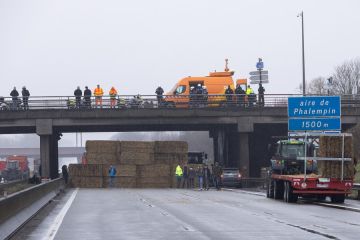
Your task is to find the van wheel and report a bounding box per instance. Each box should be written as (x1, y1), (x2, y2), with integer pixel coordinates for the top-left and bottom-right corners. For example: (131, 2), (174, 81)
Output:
(331, 194), (345, 203)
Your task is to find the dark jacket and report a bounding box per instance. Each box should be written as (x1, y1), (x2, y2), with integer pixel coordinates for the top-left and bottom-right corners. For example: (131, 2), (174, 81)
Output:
(183, 166), (189, 178)
(155, 87), (164, 96)
(74, 89), (82, 98)
(213, 165), (222, 177)
(258, 85), (265, 94)
(10, 90), (19, 98)
(84, 89), (92, 98)
(22, 89), (30, 97)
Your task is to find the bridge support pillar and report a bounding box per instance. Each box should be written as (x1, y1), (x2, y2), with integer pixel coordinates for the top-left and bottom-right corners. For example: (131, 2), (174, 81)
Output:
(211, 129), (228, 166)
(37, 119), (60, 179)
(238, 133), (250, 177)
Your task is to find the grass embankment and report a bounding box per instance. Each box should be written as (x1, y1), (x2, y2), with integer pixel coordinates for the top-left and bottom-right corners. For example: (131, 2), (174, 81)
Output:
(0, 182), (33, 198)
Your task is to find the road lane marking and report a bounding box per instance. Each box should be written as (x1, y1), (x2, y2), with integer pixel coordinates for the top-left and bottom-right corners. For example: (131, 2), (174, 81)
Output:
(42, 188), (79, 240)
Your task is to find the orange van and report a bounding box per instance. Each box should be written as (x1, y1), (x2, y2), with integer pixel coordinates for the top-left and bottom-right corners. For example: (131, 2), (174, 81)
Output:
(164, 60), (247, 107)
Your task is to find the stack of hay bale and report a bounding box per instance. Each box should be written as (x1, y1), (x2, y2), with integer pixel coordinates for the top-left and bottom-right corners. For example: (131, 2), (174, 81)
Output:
(69, 140), (188, 188)
(317, 136), (354, 179)
(68, 164), (103, 188)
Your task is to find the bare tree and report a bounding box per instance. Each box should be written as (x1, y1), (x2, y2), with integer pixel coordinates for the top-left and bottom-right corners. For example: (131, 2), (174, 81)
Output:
(297, 77), (328, 95)
(331, 58), (360, 95)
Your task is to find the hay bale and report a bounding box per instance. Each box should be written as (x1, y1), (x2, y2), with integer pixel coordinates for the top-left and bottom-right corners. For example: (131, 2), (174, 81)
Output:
(102, 164), (137, 177)
(68, 164), (103, 177)
(154, 141), (188, 154)
(103, 177), (137, 188)
(86, 153), (117, 165)
(137, 164), (171, 178)
(69, 176), (103, 188)
(120, 141), (155, 153)
(318, 136), (354, 178)
(85, 140), (119, 153)
(154, 153), (188, 165)
(119, 152), (154, 165)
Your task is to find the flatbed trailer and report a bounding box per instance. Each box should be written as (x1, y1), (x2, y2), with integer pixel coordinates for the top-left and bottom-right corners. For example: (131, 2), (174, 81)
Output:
(268, 173), (353, 203)
(266, 133), (354, 203)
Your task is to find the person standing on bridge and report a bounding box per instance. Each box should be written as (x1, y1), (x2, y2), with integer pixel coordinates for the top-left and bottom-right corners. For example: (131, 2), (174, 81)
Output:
(94, 84), (104, 108)
(74, 86), (82, 109)
(258, 83), (265, 107)
(10, 87), (19, 110)
(175, 164), (183, 188)
(21, 86), (30, 110)
(155, 86), (164, 107)
(108, 165), (117, 187)
(109, 86), (118, 108)
(84, 86), (92, 108)
(225, 85), (234, 106)
(235, 84), (245, 107)
(246, 85), (255, 107)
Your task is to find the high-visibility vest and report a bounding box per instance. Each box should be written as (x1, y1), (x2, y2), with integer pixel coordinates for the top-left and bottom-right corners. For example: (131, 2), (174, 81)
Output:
(109, 88), (117, 97)
(175, 165), (183, 176)
(246, 87), (254, 95)
(94, 87), (104, 96)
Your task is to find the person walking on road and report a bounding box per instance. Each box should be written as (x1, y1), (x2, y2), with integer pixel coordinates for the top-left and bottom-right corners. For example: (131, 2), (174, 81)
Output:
(74, 86), (82, 108)
(84, 86), (92, 108)
(175, 164), (183, 188)
(213, 162), (222, 190)
(182, 164), (189, 188)
(62, 165), (69, 184)
(155, 86), (164, 107)
(197, 166), (204, 190)
(109, 86), (118, 108)
(108, 165), (117, 187)
(258, 83), (265, 107)
(10, 87), (19, 110)
(94, 84), (104, 108)
(21, 86), (30, 110)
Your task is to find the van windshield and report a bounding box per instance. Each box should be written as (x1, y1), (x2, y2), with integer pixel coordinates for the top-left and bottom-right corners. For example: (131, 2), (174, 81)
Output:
(170, 84), (186, 95)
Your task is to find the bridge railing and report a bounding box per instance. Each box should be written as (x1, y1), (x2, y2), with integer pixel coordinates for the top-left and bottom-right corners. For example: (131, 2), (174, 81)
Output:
(0, 94), (359, 110)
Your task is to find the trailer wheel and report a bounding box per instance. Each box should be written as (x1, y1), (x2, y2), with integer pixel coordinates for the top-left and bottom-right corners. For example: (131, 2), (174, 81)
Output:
(273, 180), (284, 200)
(287, 183), (298, 203)
(330, 194), (345, 203)
(266, 179), (274, 198)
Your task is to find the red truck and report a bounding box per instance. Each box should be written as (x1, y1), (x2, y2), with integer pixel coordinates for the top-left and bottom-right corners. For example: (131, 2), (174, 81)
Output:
(266, 134), (353, 203)
(0, 156), (30, 181)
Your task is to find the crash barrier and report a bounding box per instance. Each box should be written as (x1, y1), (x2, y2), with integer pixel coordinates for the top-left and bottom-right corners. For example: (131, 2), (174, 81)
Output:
(0, 94), (359, 110)
(241, 178), (266, 189)
(0, 178), (64, 240)
(353, 183), (360, 200)
(0, 179), (28, 196)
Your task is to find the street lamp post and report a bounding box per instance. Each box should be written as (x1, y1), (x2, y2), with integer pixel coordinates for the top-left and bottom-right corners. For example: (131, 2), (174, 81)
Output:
(298, 11), (306, 96)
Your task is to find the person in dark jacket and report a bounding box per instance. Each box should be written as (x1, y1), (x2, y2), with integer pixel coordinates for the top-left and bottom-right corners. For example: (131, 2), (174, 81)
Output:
(225, 85), (234, 106)
(74, 86), (82, 108)
(213, 162), (222, 190)
(62, 165), (69, 184)
(21, 86), (30, 110)
(155, 86), (164, 107)
(203, 165), (211, 190)
(235, 85), (245, 107)
(83, 86), (92, 108)
(258, 83), (265, 106)
(196, 166), (204, 190)
(10, 87), (19, 110)
(182, 164), (189, 188)
(188, 167), (195, 188)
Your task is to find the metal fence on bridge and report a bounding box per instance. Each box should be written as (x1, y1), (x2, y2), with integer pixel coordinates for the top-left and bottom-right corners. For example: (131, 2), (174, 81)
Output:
(0, 94), (359, 111)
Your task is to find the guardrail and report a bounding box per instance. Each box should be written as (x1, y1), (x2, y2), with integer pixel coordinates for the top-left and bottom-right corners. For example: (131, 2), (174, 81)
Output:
(0, 94), (359, 111)
(0, 178), (64, 240)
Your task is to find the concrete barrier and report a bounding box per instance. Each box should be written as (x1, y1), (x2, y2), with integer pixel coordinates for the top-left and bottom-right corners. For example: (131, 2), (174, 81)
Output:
(0, 178), (64, 239)
(0, 180), (28, 196)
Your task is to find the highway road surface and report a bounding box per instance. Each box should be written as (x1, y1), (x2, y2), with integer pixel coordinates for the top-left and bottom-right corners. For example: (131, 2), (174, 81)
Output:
(11, 188), (360, 240)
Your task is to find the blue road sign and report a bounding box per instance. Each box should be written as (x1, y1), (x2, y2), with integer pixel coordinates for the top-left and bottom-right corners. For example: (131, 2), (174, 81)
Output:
(288, 96), (341, 118)
(256, 61), (264, 69)
(288, 118), (341, 131)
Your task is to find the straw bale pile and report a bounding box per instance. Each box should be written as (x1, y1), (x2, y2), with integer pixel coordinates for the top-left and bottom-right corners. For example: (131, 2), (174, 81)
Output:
(317, 136), (354, 178)
(71, 140), (189, 188)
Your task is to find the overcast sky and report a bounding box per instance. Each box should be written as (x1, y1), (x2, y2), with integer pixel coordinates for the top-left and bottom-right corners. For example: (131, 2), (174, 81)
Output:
(1, 0), (360, 147)
(1, 0), (359, 97)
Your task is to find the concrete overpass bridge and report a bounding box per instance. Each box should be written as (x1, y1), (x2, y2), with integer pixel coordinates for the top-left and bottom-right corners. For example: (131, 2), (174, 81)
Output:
(0, 147), (85, 160)
(0, 94), (359, 179)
